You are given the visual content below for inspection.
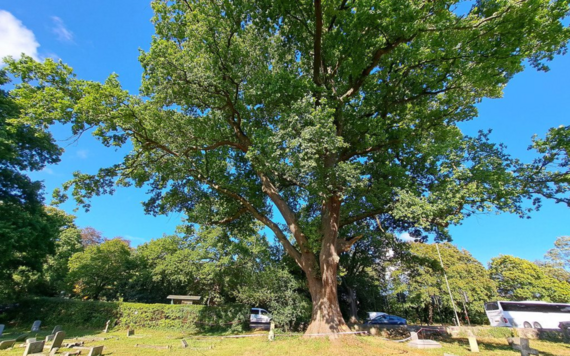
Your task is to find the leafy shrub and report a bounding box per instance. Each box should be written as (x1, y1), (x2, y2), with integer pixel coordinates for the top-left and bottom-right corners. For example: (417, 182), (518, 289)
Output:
(2, 298), (248, 332)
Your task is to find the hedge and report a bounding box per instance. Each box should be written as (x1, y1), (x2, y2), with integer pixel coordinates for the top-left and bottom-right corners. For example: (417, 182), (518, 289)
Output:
(2, 298), (249, 333)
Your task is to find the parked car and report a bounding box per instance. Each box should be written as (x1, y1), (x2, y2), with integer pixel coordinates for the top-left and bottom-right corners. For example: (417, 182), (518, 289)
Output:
(366, 311), (388, 320)
(364, 314), (407, 325)
(250, 308), (271, 323)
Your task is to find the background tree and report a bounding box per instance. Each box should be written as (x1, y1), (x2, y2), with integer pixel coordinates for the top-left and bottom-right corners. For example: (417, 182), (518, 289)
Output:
(389, 243), (497, 325)
(545, 235), (570, 270)
(489, 255), (570, 302)
(0, 71), (63, 300)
(67, 238), (134, 300)
(5, 0), (570, 334)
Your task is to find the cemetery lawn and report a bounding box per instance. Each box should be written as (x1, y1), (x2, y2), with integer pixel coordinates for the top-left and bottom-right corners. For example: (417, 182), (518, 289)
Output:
(0, 327), (569, 355)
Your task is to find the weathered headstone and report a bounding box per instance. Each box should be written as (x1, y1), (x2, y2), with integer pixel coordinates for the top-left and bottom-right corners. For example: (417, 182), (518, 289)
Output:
(31, 320), (41, 332)
(15, 334), (29, 342)
(410, 332), (419, 341)
(23, 340), (45, 356)
(127, 329), (135, 337)
(268, 321), (275, 341)
(87, 345), (104, 356)
(47, 330), (66, 354)
(408, 340), (442, 349)
(103, 320), (111, 333)
(0, 324), (4, 336)
(181, 339), (188, 348)
(519, 338), (539, 356)
(0, 340), (16, 350)
(62, 352), (81, 356)
(468, 336), (480, 353)
(26, 338), (37, 344)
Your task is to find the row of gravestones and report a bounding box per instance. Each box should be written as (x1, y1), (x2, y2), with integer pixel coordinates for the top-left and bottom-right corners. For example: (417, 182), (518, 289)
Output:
(0, 322), (103, 356)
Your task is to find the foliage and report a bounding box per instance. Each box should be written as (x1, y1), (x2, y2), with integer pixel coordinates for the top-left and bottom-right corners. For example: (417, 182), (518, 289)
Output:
(0, 71), (63, 299)
(519, 125), (570, 206)
(4, 0), (570, 331)
(3, 297), (248, 332)
(11, 208), (83, 297)
(388, 243), (497, 325)
(545, 235), (570, 270)
(489, 255), (570, 302)
(67, 239), (135, 300)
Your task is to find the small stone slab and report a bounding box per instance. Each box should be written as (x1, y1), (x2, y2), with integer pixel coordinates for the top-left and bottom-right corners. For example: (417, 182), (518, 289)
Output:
(23, 340), (45, 356)
(31, 320), (42, 332)
(86, 345), (104, 356)
(103, 320), (111, 333)
(15, 334), (29, 342)
(181, 339), (188, 348)
(0, 339), (16, 350)
(408, 340), (442, 349)
(135, 344), (172, 350)
(410, 332), (419, 341)
(62, 352), (82, 356)
(127, 329), (135, 337)
(468, 336), (480, 352)
(0, 324), (4, 336)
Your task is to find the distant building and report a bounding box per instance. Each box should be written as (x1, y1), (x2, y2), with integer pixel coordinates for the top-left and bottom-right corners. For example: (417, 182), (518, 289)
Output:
(167, 295), (201, 305)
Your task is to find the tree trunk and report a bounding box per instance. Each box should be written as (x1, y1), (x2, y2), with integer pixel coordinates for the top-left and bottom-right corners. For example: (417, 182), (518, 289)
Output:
(304, 195), (350, 337)
(304, 273), (349, 336)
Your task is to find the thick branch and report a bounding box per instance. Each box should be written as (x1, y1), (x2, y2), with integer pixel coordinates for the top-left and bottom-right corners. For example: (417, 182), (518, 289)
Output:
(340, 208), (387, 228)
(313, 0), (323, 86)
(339, 34), (417, 101)
(258, 172), (311, 252)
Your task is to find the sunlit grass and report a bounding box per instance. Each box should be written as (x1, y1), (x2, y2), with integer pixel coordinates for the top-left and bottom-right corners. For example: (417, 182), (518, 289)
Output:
(0, 327), (569, 355)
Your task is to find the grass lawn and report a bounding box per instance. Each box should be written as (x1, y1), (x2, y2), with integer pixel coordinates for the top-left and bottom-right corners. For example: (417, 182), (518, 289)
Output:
(0, 327), (569, 356)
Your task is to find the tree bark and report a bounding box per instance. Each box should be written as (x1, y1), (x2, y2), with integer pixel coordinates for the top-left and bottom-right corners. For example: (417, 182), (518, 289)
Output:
(303, 195), (350, 337)
(304, 271), (349, 336)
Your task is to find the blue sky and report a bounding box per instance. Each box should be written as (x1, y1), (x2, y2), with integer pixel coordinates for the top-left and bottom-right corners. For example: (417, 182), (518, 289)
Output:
(1, 1), (568, 264)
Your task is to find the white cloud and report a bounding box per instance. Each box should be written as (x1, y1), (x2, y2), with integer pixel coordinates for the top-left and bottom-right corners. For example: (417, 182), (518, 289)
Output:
(42, 167), (55, 175)
(399, 232), (415, 242)
(0, 10), (39, 60)
(76, 149), (88, 159)
(51, 16), (73, 43)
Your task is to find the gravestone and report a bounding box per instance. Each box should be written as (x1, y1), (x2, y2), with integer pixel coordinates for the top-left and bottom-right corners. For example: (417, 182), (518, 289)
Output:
(31, 320), (41, 332)
(23, 340), (45, 356)
(48, 331), (66, 353)
(127, 329), (135, 337)
(408, 340), (442, 349)
(15, 334), (29, 342)
(0, 324), (4, 336)
(87, 345), (104, 356)
(268, 321), (275, 341)
(181, 339), (188, 348)
(26, 338), (37, 344)
(103, 320), (111, 333)
(519, 338), (539, 356)
(410, 332), (419, 341)
(46, 326), (62, 342)
(0, 340), (16, 350)
(468, 336), (480, 352)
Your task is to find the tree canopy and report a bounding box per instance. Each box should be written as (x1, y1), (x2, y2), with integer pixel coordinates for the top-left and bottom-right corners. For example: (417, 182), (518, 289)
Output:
(4, 0), (570, 334)
(0, 71), (63, 297)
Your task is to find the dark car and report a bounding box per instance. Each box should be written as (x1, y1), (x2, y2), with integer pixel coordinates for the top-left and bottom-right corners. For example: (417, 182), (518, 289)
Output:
(365, 314), (407, 325)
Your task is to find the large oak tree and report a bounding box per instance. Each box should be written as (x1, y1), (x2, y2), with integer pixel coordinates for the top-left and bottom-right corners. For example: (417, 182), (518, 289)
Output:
(5, 0), (570, 334)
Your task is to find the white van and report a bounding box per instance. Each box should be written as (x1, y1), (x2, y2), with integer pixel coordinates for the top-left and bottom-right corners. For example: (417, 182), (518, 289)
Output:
(250, 308), (271, 323)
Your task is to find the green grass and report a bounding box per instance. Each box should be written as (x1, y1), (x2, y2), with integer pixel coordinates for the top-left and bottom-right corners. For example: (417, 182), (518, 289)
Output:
(0, 326), (569, 356)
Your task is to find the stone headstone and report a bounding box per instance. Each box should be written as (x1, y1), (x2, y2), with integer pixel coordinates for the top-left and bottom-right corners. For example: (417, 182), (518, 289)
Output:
(50, 331), (66, 350)
(26, 338), (37, 344)
(410, 331), (419, 341)
(103, 320), (111, 333)
(408, 340), (442, 349)
(0, 324), (4, 336)
(23, 340), (45, 356)
(87, 345), (104, 356)
(468, 336), (480, 353)
(181, 339), (188, 348)
(127, 329), (135, 337)
(519, 338), (539, 356)
(52, 325), (62, 334)
(0, 340), (16, 350)
(31, 320), (41, 332)
(268, 321), (275, 341)
(15, 334), (29, 342)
